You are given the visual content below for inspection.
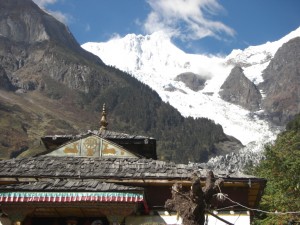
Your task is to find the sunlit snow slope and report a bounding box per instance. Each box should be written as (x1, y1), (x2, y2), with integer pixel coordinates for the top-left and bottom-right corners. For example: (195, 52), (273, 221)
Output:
(82, 28), (300, 149)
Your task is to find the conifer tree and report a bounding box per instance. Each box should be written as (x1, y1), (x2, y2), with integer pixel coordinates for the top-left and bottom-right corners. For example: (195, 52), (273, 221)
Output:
(254, 115), (300, 224)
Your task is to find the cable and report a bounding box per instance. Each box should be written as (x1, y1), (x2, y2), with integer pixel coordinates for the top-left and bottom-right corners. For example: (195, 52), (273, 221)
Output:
(233, 213), (241, 225)
(215, 204), (239, 211)
(217, 193), (300, 215)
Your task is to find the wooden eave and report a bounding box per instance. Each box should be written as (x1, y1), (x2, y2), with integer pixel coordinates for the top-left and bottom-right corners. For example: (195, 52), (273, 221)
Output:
(0, 156), (267, 209)
(0, 177), (266, 206)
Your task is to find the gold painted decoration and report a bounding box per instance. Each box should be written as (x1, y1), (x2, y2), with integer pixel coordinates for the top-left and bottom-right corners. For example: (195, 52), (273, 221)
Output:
(64, 143), (79, 154)
(82, 137), (99, 157)
(101, 140), (137, 158)
(46, 135), (138, 158)
(102, 143), (117, 156)
(99, 103), (108, 131)
(47, 140), (81, 156)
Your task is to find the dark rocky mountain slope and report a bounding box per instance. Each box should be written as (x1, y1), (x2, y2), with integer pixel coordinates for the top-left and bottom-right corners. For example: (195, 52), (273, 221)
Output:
(0, 0), (242, 162)
(259, 37), (300, 125)
(219, 66), (262, 111)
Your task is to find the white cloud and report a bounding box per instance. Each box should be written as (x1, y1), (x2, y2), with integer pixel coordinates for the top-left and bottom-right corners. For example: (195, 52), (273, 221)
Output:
(48, 10), (70, 24)
(33, 0), (57, 8)
(109, 33), (122, 40)
(144, 0), (235, 41)
(33, 0), (70, 24)
(85, 24), (91, 32)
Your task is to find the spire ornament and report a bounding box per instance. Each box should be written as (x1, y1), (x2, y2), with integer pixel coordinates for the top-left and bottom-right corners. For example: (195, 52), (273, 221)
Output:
(99, 103), (108, 131)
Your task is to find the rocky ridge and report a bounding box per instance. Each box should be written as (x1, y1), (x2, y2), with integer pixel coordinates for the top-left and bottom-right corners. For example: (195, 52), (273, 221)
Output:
(219, 66), (262, 111)
(259, 37), (300, 125)
(0, 0), (105, 93)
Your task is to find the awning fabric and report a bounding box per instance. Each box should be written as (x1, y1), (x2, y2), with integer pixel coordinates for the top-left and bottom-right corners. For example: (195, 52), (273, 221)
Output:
(0, 192), (143, 203)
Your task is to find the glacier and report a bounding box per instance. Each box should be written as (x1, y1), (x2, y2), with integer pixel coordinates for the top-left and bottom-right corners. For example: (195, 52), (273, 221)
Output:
(82, 27), (300, 153)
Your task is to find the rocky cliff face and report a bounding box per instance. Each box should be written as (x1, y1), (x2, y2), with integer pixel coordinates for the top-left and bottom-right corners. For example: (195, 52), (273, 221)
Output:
(0, 65), (13, 90)
(0, 0), (105, 93)
(219, 66), (262, 111)
(260, 37), (300, 125)
(0, 0), (83, 51)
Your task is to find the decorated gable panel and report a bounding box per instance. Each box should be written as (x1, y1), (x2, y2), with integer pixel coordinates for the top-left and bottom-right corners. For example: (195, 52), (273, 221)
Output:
(101, 140), (137, 158)
(46, 135), (138, 158)
(47, 140), (81, 156)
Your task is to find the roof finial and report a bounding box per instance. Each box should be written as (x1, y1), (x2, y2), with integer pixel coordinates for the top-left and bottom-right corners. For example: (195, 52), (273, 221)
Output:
(100, 103), (108, 131)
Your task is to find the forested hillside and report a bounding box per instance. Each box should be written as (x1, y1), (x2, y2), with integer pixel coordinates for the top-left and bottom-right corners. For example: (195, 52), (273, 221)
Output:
(253, 114), (300, 224)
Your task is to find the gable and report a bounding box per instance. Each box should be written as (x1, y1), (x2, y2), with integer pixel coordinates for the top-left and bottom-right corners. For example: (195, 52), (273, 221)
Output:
(46, 135), (138, 158)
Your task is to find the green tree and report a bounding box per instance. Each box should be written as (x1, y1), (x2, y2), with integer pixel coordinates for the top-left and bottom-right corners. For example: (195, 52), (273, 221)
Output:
(253, 125), (300, 224)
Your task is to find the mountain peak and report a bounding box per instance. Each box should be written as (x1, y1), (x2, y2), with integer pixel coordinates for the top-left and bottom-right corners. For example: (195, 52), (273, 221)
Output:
(0, 0), (48, 43)
(82, 27), (300, 147)
(226, 26), (300, 69)
(124, 31), (171, 41)
(82, 31), (186, 77)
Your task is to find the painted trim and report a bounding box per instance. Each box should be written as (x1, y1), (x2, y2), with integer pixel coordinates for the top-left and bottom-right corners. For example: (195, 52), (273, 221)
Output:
(0, 192), (143, 203)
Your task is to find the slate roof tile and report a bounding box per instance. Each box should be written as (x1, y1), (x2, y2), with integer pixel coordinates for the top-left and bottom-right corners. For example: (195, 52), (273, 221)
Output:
(0, 156), (257, 180)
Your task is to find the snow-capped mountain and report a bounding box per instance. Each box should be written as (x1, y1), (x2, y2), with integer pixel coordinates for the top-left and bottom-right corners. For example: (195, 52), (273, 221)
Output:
(82, 27), (300, 152)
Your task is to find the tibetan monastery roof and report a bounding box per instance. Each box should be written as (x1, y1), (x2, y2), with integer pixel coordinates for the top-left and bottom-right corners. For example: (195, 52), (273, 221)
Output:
(0, 179), (143, 192)
(42, 129), (154, 142)
(0, 156), (261, 181)
(40, 130), (156, 157)
(97, 130), (154, 140)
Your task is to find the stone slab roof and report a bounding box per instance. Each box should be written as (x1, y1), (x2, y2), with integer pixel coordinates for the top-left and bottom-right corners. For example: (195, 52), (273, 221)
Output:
(0, 156), (258, 180)
(42, 130), (155, 142)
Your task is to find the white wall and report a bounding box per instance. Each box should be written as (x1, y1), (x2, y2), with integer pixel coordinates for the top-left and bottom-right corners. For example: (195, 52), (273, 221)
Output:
(126, 212), (250, 225)
(207, 214), (250, 225)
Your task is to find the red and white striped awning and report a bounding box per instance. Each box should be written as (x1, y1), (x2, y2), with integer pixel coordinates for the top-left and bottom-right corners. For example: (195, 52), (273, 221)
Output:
(0, 192), (144, 203)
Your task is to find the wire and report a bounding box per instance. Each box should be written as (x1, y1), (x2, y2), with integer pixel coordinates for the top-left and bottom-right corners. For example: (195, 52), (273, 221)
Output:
(217, 193), (300, 215)
(233, 213), (241, 225)
(215, 204), (239, 211)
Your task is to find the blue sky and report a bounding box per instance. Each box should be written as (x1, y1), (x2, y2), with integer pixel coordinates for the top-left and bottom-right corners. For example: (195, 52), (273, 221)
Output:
(34, 0), (300, 55)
